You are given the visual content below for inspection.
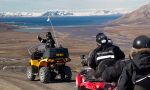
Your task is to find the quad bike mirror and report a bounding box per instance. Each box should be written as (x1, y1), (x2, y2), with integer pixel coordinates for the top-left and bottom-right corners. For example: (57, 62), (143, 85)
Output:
(59, 44), (63, 48)
(80, 55), (88, 66)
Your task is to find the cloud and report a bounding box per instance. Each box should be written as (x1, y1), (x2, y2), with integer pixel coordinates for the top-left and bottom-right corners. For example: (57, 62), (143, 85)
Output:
(0, 0), (149, 12)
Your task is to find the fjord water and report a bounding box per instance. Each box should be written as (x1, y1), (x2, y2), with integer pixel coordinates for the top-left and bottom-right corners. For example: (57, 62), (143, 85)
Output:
(0, 15), (121, 27)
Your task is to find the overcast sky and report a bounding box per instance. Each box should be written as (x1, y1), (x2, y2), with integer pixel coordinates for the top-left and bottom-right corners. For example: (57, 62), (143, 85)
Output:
(0, 0), (149, 12)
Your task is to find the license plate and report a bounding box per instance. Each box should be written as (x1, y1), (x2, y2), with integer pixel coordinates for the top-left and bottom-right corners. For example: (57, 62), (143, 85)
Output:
(56, 54), (64, 57)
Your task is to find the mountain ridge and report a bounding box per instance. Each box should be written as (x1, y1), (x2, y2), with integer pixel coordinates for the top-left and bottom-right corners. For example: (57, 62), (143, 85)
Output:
(0, 9), (129, 17)
(111, 3), (150, 25)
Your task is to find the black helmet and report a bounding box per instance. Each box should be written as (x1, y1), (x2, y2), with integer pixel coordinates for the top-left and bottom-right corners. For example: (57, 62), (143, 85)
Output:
(133, 35), (150, 49)
(96, 33), (108, 45)
(46, 32), (52, 38)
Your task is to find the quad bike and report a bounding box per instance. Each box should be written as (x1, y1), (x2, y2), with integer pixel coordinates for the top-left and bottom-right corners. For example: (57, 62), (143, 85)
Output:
(76, 55), (116, 90)
(26, 45), (72, 83)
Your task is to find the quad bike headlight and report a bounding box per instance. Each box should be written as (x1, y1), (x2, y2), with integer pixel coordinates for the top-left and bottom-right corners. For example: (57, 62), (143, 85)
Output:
(50, 64), (55, 68)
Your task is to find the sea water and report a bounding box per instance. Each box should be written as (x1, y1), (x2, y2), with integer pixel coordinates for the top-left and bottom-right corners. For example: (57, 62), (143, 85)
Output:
(0, 15), (121, 32)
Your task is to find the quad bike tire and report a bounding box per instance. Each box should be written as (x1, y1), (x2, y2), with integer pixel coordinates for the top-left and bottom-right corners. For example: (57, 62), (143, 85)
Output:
(26, 66), (36, 81)
(60, 66), (72, 81)
(79, 86), (87, 90)
(39, 67), (51, 83)
(51, 71), (57, 80)
(77, 86), (81, 90)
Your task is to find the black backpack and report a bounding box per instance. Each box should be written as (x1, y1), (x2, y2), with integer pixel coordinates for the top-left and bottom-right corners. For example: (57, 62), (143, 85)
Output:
(95, 59), (117, 78)
(133, 74), (150, 90)
(132, 62), (150, 90)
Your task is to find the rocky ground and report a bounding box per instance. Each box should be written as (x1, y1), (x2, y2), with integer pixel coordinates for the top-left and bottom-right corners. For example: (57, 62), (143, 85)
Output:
(0, 70), (76, 90)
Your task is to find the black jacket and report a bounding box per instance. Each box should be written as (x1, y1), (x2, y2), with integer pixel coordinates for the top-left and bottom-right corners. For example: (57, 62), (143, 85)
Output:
(88, 44), (125, 70)
(102, 59), (131, 82)
(38, 36), (55, 48)
(117, 52), (150, 90)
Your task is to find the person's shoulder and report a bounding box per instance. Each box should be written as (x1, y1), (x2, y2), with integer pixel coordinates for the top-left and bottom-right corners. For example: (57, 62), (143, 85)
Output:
(111, 44), (119, 48)
(94, 46), (101, 51)
(107, 44), (119, 51)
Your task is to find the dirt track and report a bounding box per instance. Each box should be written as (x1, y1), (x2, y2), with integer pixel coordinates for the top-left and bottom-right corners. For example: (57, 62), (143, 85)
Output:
(0, 71), (76, 90)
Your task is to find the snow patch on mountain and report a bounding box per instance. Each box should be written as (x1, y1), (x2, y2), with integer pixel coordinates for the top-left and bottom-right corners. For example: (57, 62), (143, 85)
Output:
(0, 9), (130, 17)
(42, 9), (129, 17)
(0, 12), (42, 17)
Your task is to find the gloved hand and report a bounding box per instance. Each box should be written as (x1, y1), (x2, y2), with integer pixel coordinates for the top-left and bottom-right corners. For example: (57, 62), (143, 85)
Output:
(37, 35), (39, 39)
(37, 35), (42, 41)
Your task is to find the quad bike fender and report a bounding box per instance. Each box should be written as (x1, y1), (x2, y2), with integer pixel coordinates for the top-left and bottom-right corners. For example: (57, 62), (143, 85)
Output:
(80, 82), (105, 90)
(76, 74), (83, 87)
(29, 59), (39, 67)
(39, 59), (49, 67)
(80, 81), (115, 90)
(28, 59), (49, 67)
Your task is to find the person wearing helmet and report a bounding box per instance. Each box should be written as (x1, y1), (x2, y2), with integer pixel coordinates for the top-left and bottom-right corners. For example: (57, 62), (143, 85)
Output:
(37, 32), (56, 48)
(31, 32), (56, 59)
(87, 33), (125, 75)
(82, 33), (125, 81)
(117, 35), (150, 90)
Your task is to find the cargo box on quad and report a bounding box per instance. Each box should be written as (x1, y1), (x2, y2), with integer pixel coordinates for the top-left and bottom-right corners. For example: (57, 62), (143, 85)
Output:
(26, 46), (72, 83)
(43, 48), (69, 59)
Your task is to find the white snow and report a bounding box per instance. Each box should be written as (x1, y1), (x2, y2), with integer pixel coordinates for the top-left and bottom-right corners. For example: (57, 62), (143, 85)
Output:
(0, 12), (42, 17)
(0, 9), (130, 17)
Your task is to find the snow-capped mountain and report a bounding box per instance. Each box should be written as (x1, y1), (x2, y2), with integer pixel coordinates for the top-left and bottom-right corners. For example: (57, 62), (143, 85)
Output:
(111, 3), (150, 25)
(0, 12), (42, 17)
(0, 9), (129, 17)
(42, 9), (129, 17)
(42, 11), (73, 17)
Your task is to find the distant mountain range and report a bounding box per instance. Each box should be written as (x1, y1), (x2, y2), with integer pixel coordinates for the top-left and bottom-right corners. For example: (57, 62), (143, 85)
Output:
(0, 12), (42, 17)
(0, 9), (129, 17)
(111, 3), (150, 25)
(42, 9), (128, 17)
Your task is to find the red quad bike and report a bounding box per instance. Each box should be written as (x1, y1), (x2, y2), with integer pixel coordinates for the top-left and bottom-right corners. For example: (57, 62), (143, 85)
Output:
(76, 55), (116, 90)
